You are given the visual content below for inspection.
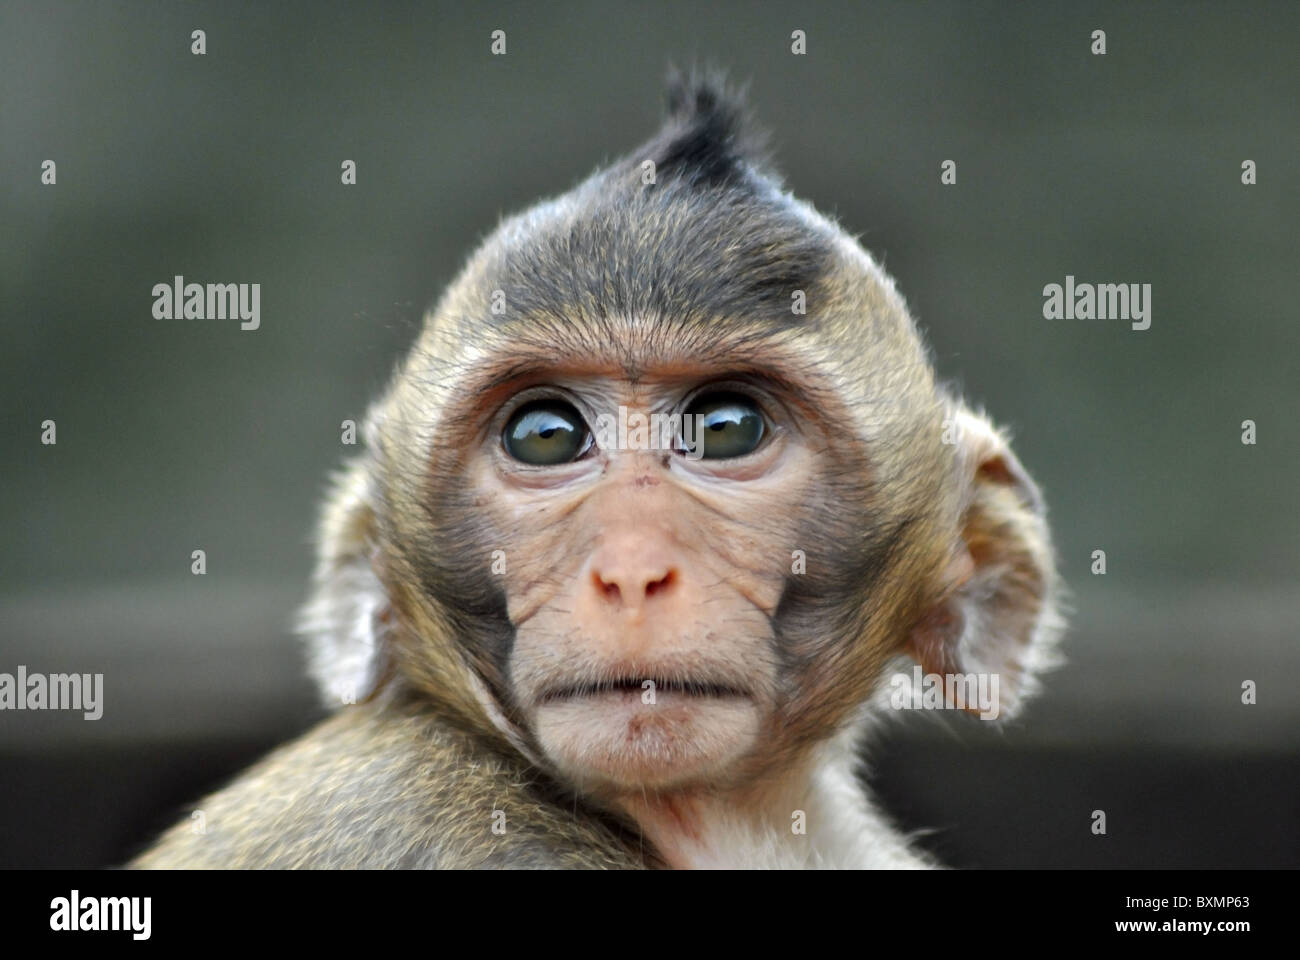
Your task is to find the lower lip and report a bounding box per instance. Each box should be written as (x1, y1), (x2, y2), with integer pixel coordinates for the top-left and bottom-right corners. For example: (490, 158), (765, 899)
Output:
(532, 686), (761, 789)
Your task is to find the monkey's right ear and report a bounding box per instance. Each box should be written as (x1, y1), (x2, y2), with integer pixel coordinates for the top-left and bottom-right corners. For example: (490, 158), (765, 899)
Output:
(296, 459), (394, 708)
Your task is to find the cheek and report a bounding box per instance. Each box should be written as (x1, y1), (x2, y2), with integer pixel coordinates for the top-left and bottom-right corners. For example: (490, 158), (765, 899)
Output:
(493, 518), (591, 628)
(680, 504), (807, 619)
(470, 482), (594, 626)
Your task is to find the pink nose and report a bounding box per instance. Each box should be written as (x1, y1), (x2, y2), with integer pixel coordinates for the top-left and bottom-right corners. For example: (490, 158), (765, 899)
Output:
(590, 565), (677, 606)
(584, 531), (681, 616)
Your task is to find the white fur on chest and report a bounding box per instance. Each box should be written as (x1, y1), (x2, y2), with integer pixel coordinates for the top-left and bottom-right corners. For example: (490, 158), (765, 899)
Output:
(621, 728), (936, 870)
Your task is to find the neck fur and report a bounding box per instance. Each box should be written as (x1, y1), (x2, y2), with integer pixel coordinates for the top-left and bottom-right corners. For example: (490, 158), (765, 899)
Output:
(613, 724), (935, 869)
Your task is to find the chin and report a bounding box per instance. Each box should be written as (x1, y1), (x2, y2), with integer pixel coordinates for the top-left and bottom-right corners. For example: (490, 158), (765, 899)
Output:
(533, 688), (761, 793)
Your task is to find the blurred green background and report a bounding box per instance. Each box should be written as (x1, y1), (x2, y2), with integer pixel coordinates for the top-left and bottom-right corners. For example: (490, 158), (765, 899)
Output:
(2, 0), (1296, 867)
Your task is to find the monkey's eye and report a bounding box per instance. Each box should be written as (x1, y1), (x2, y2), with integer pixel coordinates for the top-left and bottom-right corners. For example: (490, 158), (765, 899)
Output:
(683, 392), (766, 460)
(503, 400), (590, 465)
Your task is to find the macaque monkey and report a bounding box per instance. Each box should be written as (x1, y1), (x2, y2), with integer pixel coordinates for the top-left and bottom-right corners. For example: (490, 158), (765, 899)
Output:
(134, 73), (1060, 869)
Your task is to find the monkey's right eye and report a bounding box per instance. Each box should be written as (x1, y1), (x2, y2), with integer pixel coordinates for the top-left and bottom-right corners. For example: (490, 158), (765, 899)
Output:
(503, 401), (591, 465)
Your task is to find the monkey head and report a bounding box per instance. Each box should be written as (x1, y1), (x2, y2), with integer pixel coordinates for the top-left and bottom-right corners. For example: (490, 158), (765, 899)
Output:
(299, 75), (1062, 806)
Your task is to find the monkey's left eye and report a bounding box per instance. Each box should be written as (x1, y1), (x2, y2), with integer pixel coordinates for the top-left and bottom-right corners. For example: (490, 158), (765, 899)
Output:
(682, 392), (766, 459)
(503, 400), (591, 465)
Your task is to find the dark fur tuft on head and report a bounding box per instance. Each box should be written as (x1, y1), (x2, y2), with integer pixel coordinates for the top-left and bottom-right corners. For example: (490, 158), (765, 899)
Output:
(462, 66), (828, 340)
(645, 66), (771, 187)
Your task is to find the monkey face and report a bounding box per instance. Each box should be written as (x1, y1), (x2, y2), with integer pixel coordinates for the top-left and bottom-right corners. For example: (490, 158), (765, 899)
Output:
(462, 369), (825, 793)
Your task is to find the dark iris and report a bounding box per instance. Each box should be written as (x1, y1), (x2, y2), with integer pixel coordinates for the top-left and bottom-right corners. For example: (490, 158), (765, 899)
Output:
(684, 392), (765, 459)
(503, 401), (589, 465)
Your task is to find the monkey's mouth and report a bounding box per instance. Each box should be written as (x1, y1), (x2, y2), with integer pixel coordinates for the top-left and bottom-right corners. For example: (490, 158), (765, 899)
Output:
(537, 676), (750, 705)
(529, 668), (763, 791)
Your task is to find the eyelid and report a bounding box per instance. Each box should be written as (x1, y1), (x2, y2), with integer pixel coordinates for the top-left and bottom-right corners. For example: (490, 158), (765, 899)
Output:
(496, 388), (591, 434)
(679, 380), (769, 416)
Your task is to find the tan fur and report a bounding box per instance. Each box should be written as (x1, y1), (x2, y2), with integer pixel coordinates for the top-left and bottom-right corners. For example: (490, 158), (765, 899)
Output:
(134, 692), (649, 869)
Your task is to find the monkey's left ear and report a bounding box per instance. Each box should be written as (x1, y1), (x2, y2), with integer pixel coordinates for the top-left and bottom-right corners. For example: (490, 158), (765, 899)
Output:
(906, 408), (1063, 720)
(296, 458), (394, 708)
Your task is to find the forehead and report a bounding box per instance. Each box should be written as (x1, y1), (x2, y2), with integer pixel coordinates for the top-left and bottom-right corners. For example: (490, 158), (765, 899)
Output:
(472, 173), (838, 347)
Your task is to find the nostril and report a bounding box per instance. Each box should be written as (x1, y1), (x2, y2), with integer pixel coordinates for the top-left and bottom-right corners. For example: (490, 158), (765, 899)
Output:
(592, 571), (621, 602)
(645, 569), (676, 598)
